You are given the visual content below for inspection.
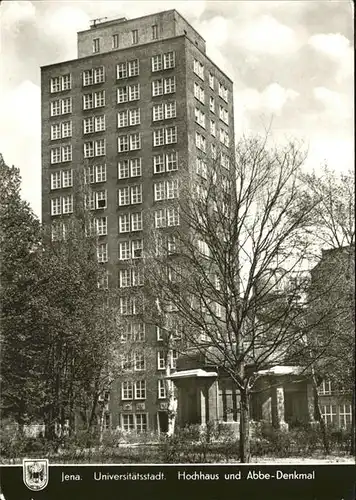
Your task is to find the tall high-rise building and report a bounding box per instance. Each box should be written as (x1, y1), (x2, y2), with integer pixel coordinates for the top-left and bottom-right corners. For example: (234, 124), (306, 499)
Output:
(41, 10), (234, 433)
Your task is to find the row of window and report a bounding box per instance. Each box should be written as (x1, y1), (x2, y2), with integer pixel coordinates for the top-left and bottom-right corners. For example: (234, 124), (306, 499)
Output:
(121, 372), (177, 401)
(118, 322), (180, 342)
(321, 405), (352, 428)
(119, 240), (143, 260)
(193, 58), (229, 102)
(119, 296), (177, 316)
(92, 24), (159, 55)
(318, 380), (347, 395)
(121, 351), (178, 372)
(50, 78), (176, 117)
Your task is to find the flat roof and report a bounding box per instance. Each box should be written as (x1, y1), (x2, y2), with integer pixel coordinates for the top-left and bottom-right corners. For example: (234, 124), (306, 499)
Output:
(78, 9), (205, 43)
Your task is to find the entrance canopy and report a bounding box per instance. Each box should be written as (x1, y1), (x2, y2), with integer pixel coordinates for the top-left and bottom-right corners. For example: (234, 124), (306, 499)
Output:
(166, 369), (218, 380)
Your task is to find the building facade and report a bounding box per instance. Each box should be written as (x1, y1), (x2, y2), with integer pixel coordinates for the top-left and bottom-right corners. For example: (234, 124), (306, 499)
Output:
(41, 10), (235, 433)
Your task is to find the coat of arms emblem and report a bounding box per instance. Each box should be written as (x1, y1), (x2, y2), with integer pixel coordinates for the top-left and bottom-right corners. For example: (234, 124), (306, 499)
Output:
(23, 459), (49, 491)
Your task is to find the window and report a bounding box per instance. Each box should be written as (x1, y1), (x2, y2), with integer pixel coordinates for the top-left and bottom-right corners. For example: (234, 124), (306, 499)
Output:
(164, 52), (175, 69)
(166, 152), (178, 171)
(152, 77), (176, 97)
(85, 192), (96, 210)
(167, 207), (180, 226)
(165, 101), (176, 119)
(195, 132), (206, 152)
(93, 38), (100, 53)
(194, 83), (204, 103)
(130, 133), (141, 150)
(62, 194), (73, 214)
(131, 30), (138, 45)
(119, 241), (131, 260)
(157, 351), (166, 370)
(120, 269), (131, 288)
(117, 59), (139, 79)
(152, 104), (164, 122)
(50, 76), (61, 93)
(96, 164), (106, 182)
(118, 136), (129, 153)
(112, 34), (119, 49)
(154, 180), (178, 201)
(135, 414), (147, 432)
(83, 94), (93, 110)
(121, 381), (133, 400)
(151, 51), (175, 72)
(209, 96), (215, 113)
(171, 350), (178, 369)
(153, 129), (164, 147)
(128, 59), (139, 77)
(62, 169), (73, 188)
(95, 138), (106, 156)
(219, 82), (228, 101)
(117, 62), (127, 80)
(219, 128), (230, 147)
(94, 67), (105, 84)
(154, 207), (179, 228)
(319, 380), (332, 395)
(164, 77), (176, 94)
(98, 272), (109, 290)
(339, 405), (352, 428)
(134, 380), (146, 399)
(129, 84), (140, 101)
(210, 119), (216, 136)
(134, 352), (145, 371)
(119, 296), (137, 315)
(51, 123), (61, 140)
(118, 187), (130, 206)
(50, 101), (61, 116)
(152, 55), (163, 72)
(122, 413), (135, 430)
(51, 172), (61, 190)
(62, 145), (72, 162)
(118, 160), (129, 179)
(50, 75), (71, 93)
(154, 209), (166, 228)
(51, 198), (61, 216)
(196, 158), (207, 179)
(221, 153), (230, 170)
(95, 90), (105, 107)
(195, 108), (206, 128)
(130, 158), (142, 177)
(97, 243), (108, 263)
(165, 126), (177, 144)
(96, 217), (107, 236)
(119, 214), (130, 234)
(132, 240), (143, 260)
(51, 222), (66, 241)
(158, 379), (166, 399)
(50, 147), (61, 164)
(153, 127), (177, 146)
(209, 73), (214, 89)
(153, 154), (164, 174)
(152, 24), (158, 40)
(83, 70), (94, 87)
(131, 185), (142, 204)
(118, 110), (128, 128)
(129, 108), (140, 126)
(321, 405), (337, 425)
(152, 79), (163, 97)
(84, 140), (105, 158)
(96, 190), (107, 209)
(131, 212), (143, 231)
(219, 105), (229, 124)
(211, 143), (217, 159)
(193, 59), (204, 80)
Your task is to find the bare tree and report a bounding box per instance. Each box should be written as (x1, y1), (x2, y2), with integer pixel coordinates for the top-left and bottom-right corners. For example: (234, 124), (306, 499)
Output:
(145, 134), (323, 462)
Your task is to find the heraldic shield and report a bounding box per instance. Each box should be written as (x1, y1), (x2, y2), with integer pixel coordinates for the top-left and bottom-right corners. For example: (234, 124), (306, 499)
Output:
(23, 459), (49, 491)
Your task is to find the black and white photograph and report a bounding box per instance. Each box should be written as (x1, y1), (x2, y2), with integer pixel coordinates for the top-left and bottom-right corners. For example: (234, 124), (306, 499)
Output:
(0, 1), (354, 499)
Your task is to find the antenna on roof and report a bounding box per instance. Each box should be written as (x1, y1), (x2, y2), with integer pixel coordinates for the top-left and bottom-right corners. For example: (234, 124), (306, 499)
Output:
(90, 17), (108, 28)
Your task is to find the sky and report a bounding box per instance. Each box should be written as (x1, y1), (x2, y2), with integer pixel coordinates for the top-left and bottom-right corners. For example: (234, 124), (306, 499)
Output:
(0, 0), (354, 219)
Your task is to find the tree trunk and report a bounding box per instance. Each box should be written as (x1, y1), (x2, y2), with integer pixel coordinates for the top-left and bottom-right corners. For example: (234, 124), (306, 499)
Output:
(166, 361), (177, 436)
(311, 374), (330, 455)
(239, 389), (250, 463)
(350, 385), (355, 457)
